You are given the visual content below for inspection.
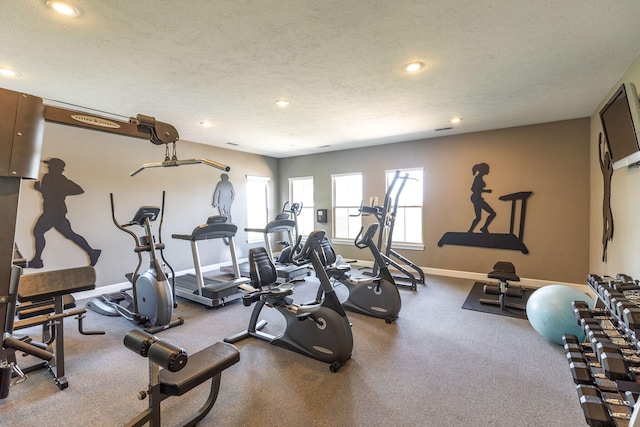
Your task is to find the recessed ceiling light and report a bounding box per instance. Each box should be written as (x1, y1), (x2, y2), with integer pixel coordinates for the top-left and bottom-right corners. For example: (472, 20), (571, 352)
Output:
(275, 100), (290, 107)
(451, 117), (462, 124)
(199, 121), (214, 127)
(47, 1), (80, 17)
(0, 67), (20, 77)
(403, 62), (424, 72)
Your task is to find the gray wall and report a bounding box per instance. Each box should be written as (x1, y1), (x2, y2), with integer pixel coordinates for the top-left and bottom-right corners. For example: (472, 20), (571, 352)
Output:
(279, 118), (591, 284)
(15, 122), (279, 287)
(14, 105), (593, 288)
(589, 54), (640, 277)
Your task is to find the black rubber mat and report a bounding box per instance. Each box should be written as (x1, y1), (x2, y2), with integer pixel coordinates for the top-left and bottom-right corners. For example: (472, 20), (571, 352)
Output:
(462, 282), (530, 320)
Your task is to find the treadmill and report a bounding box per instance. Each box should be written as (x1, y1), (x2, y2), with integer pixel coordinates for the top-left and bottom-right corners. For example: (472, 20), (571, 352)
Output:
(223, 216), (310, 281)
(172, 216), (249, 307)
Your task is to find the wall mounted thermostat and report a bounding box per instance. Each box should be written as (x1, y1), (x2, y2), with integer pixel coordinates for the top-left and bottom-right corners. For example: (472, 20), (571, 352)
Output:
(316, 209), (327, 223)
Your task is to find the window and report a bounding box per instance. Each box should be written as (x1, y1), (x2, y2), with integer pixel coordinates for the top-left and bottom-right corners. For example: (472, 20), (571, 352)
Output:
(332, 173), (363, 241)
(288, 176), (314, 237)
(246, 175), (269, 243)
(385, 168), (423, 246)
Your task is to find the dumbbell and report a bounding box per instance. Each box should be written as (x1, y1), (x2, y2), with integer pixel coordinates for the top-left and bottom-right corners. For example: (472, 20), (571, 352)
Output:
(603, 290), (625, 313)
(621, 306), (640, 331)
(615, 299), (636, 320)
(563, 335), (601, 385)
(573, 301), (610, 325)
(590, 336), (640, 381)
(615, 274), (639, 292)
(564, 334), (590, 355)
(577, 384), (632, 427)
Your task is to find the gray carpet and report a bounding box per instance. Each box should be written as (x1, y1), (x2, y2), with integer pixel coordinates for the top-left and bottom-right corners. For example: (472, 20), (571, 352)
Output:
(0, 274), (585, 426)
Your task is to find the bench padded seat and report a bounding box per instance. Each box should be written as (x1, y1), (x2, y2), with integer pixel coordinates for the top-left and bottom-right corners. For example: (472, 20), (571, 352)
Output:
(159, 342), (239, 396)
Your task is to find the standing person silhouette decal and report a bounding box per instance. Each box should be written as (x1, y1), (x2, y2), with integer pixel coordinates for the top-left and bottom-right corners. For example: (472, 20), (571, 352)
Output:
(212, 173), (235, 223)
(467, 162), (496, 234)
(28, 158), (101, 268)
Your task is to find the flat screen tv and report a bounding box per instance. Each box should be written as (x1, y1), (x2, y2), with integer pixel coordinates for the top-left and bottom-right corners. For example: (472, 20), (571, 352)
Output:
(599, 82), (640, 170)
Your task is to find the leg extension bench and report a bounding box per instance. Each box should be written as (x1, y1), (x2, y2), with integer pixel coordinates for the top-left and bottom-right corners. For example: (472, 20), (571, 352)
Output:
(124, 329), (240, 427)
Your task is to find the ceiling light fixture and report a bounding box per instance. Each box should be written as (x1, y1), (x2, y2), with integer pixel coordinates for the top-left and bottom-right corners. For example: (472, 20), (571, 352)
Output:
(0, 67), (20, 77)
(275, 100), (290, 107)
(451, 117), (462, 124)
(46, 1), (80, 17)
(199, 121), (214, 127)
(403, 62), (424, 72)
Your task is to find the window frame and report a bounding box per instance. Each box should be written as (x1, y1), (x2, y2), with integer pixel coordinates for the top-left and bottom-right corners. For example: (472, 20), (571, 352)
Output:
(331, 172), (363, 245)
(288, 176), (315, 238)
(245, 175), (270, 243)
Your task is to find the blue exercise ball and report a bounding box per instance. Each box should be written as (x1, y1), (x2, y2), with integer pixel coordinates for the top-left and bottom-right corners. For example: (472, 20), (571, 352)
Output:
(526, 285), (595, 345)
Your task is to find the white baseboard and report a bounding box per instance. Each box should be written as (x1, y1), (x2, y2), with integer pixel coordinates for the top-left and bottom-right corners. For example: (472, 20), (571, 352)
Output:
(74, 259), (591, 300)
(73, 261), (240, 301)
(350, 260), (590, 292)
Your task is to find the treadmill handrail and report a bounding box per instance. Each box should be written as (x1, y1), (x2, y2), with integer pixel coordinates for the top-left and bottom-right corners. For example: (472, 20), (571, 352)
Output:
(244, 218), (296, 234)
(172, 223), (238, 241)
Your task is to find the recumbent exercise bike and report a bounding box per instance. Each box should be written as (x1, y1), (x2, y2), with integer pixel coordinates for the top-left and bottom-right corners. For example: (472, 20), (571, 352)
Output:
(225, 229), (353, 372)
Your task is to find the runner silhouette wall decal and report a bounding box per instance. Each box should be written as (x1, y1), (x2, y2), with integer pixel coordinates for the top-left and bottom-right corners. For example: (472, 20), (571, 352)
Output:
(27, 157), (101, 268)
(438, 162), (533, 254)
(599, 132), (614, 262)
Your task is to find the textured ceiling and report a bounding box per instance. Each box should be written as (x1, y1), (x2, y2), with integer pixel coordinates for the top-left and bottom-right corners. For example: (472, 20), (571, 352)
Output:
(2, 1), (640, 158)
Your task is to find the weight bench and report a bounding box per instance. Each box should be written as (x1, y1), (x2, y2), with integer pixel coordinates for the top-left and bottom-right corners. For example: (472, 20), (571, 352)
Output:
(124, 329), (240, 427)
(480, 261), (526, 311)
(10, 266), (104, 390)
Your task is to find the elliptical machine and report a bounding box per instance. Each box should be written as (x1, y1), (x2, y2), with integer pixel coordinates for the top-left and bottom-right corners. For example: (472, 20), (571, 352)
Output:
(358, 170), (425, 291)
(224, 230), (353, 372)
(318, 223), (401, 323)
(275, 202), (302, 265)
(86, 192), (183, 334)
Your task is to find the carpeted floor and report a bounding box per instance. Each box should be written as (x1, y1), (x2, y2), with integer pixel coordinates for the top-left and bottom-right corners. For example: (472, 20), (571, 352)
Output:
(0, 274), (585, 426)
(462, 281), (532, 319)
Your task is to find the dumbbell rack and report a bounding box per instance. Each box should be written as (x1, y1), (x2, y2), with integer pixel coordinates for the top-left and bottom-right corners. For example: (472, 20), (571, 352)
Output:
(563, 274), (640, 426)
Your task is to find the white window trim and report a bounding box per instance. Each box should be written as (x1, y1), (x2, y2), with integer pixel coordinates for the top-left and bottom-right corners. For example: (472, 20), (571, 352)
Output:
(246, 175), (270, 244)
(331, 172), (363, 241)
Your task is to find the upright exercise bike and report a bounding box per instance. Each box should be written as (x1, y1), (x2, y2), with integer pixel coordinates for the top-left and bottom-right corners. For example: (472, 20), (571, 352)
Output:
(318, 223), (401, 323)
(225, 230), (353, 372)
(86, 192), (183, 334)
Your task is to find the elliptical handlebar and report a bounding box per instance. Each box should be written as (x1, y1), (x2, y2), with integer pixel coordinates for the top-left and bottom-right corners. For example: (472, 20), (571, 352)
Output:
(354, 200), (384, 220)
(111, 193), (144, 283)
(111, 193), (143, 244)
